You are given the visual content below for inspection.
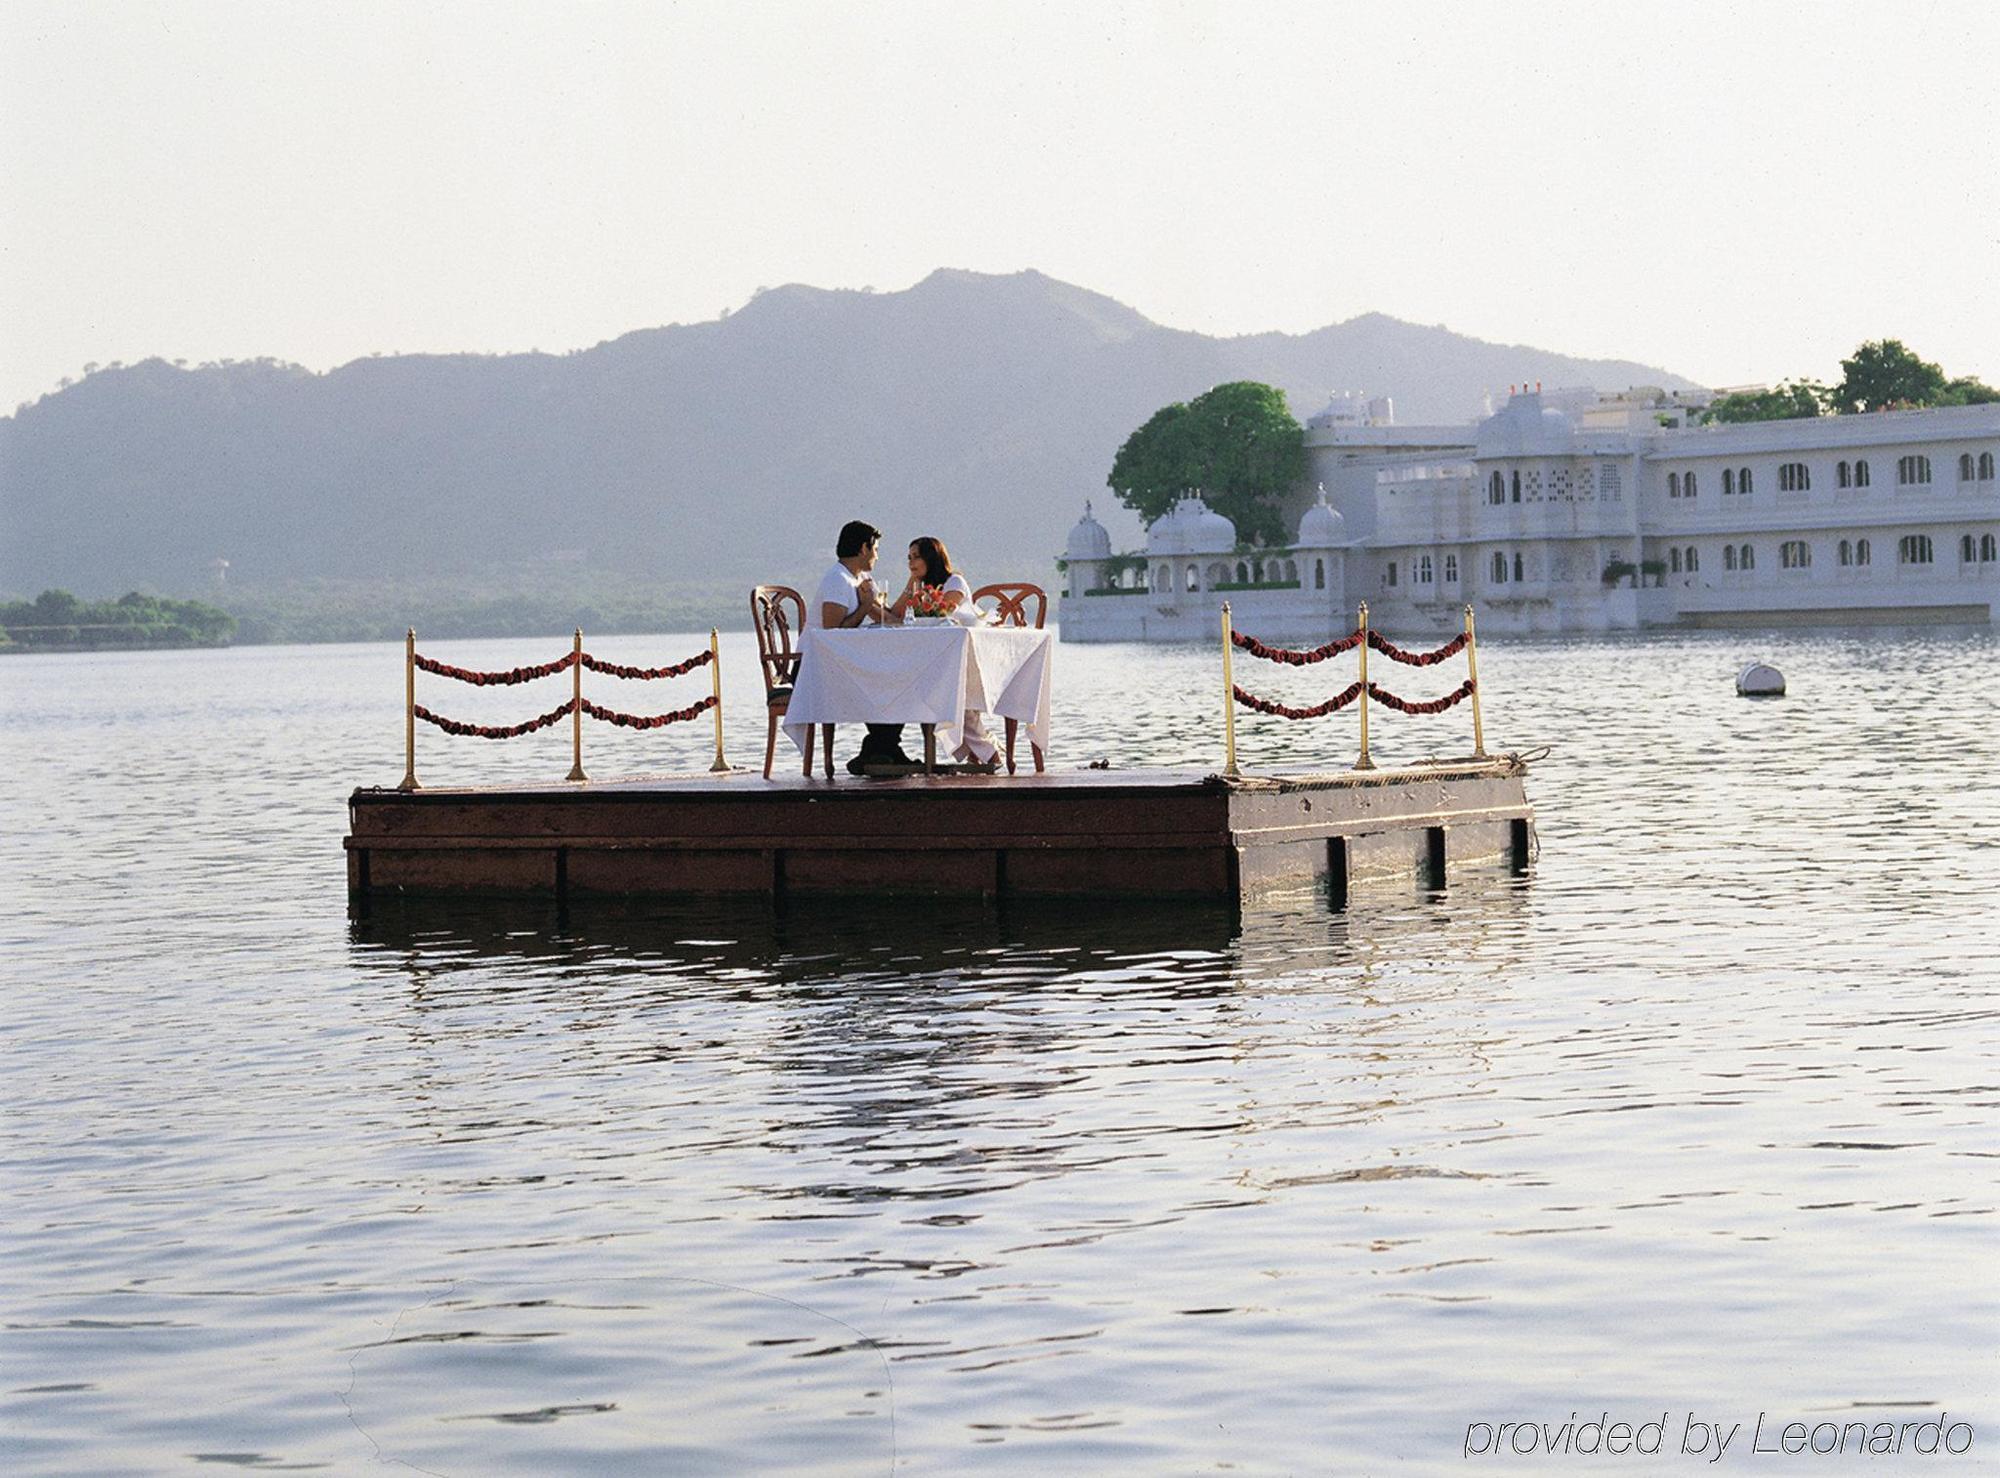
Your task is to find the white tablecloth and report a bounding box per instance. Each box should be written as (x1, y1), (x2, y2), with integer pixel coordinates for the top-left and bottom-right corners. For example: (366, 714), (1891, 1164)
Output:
(784, 624), (1055, 762)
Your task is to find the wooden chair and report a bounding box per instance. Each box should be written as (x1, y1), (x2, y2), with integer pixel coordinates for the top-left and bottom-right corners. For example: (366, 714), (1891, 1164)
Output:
(750, 585), (831, 779)
(970, 582), (1047, 775)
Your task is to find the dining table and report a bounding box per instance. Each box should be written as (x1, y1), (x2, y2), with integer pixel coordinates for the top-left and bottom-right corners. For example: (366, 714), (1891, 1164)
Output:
(782, 620), (1056, 774)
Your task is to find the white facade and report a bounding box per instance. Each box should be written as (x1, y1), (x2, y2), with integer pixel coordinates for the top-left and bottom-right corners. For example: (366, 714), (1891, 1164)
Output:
(1059, 392), (2000, 640)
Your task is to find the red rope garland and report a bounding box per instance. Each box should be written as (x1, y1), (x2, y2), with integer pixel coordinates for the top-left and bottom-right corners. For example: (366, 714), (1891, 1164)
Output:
(1366, 629), (1469, 667)
(1366, 678), (1477, 715)
(415, 647), (712, 684)
(413, 698), (577, 738)
(1230, 628), (1364, 665)
(1232, 681), (1365, 719)
(580, 649), (713, 680)
(579, 694), (718, 730)
(1232, 678), (1476, 719)
(413, 651), (576, 685)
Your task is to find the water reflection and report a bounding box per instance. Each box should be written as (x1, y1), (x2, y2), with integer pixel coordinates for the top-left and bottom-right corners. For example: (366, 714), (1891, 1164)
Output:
(348, 894), (1245, 985)
(347, 875), (1540, 1012)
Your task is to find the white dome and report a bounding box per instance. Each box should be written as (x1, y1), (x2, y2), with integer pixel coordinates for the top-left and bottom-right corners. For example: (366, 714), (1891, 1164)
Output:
(1147, 494), (1236, 556)
(1295, 484), (1346, 547)
(1475, 390), (1575, 458)
(1065, 500), (1113, 560)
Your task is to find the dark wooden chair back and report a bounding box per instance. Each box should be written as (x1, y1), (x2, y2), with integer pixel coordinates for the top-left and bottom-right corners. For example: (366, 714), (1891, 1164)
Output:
(750, 585), (805, 693)
(972, 582), (1047, 629)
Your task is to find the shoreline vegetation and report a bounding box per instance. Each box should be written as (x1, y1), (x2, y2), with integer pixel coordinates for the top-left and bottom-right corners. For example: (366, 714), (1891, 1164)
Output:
(1, 590), (236, 652)
(1, 578), (742, 653)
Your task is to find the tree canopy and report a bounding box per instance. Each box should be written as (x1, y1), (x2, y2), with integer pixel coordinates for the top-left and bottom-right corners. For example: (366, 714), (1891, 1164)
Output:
(1701, 381), (1826, 424)
(1699, 340), (1998, 421)
(1107, 381), (1305, 547)
(1825, 340), (1949, 415)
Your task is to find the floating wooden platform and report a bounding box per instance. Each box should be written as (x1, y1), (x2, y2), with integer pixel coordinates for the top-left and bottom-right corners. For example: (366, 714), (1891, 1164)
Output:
(346, 758), (1532, 904)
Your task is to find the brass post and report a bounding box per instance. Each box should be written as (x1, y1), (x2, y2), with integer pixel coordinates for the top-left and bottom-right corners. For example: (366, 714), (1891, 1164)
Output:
(1354, 602), (1375, 770)
(1464, 604), (1487, 759)
(707, 626), (730, 771)
(566, 627), (587, 782)
(1221, 601), (1239, 778)
(398, 627), (419, 790)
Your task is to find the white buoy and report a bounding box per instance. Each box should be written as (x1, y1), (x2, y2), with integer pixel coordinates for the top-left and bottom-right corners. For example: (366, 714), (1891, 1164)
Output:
(1736, 662), (1785, 698)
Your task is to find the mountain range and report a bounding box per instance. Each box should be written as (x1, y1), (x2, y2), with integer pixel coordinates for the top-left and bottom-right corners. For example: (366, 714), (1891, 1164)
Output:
(1, 269), (1699, 600)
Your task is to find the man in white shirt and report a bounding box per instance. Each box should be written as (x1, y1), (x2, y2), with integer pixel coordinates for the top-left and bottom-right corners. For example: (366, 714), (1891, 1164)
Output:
(813, 520), (913, 774)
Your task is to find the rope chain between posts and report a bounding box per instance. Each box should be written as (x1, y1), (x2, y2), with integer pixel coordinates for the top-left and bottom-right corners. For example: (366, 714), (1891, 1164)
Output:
(579, 695), (718, 729)
(410, 642), (716, 736)
(414, 698), (577, 738)
(1228, 622), (1477, 719)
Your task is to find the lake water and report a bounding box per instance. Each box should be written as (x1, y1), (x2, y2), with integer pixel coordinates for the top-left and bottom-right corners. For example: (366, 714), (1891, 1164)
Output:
(3, 625), (1996, 1473)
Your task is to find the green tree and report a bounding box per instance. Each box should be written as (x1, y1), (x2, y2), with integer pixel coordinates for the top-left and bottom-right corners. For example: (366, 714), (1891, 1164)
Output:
(32, 589), (81, 623)
(1701, 381), (1826, 424)
(1826, 339), (1949, 415)
(1108, 381), (1305, 547)
(1940, 375), (2000, 406)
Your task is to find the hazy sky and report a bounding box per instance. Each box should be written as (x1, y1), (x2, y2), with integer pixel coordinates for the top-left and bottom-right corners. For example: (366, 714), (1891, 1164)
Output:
(5, 0), (1997, 411)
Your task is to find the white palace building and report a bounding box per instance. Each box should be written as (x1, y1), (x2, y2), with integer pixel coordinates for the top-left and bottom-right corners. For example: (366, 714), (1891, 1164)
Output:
(1058, 389), (2000, 640)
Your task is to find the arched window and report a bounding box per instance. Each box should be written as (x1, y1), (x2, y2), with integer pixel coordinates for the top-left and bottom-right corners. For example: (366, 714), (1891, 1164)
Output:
(1686, 546), (1699, 573)
(1417, 554), (1433, 583)
(1897, 455), (1932, 486)
(1314, 558), (1326, 590)
(1961, 534), (1977, 563)
(1723, 468), (1735, 496)
(1898, 534), (1933, 565)
(1491, 551), (1508, 583)
(1235, 560), (1249, 584)
(1837, 461), (1852, 489)
(1779, 462), (1810, 492)
(1738, 466), (1754, 494)
(1669, 472), (1681, 498)
(1838, 539), (1853, 567)
(1512, 552), (1525, 582)
(1724, 545), (1737, 572)
(1856, 538), (1872, 566)
(1284, 560), (1298, 583)
(1854, 459), (1871, 487)
(1780, 540), (1811, 569)
(1740, 543), (1756, 570)
(1960, 453), (1976, 483)
(1511, 470), (1522, 503)
(1385, 562), (1399, 587)
(1153, 565), (1168, 592)
(1983, 534), (1997, 562)
(1185, 563), (1200, 591)
(1489, 471), (1505, 504)
(1982, 452), (1996, 480)
(1684, 470), (1697, 498)
(1444, 553), (1459, 583)
(1670, 548), (1682, 573)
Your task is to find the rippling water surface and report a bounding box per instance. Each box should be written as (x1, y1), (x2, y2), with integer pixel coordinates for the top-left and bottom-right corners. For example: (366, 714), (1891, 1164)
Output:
(3, 627), (1996, 1473)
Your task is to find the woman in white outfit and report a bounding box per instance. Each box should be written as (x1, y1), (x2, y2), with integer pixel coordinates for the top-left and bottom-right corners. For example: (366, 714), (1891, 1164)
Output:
(888, 536), (997, 766)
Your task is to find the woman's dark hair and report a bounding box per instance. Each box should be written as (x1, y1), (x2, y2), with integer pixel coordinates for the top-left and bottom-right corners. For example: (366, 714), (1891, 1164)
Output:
(836, 520), (882, 559)
(909, 536), (953, 587)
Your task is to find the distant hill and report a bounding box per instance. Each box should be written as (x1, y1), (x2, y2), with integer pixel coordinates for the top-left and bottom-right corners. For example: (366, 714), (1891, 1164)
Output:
(0, 269), (1698, 599)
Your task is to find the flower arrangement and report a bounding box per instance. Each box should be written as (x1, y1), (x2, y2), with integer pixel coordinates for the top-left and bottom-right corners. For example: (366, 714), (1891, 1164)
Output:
(909, 583), (953, 618)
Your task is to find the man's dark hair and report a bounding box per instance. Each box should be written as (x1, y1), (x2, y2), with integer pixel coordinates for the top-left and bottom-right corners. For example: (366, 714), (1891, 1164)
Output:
(836, 521), (882, 559)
